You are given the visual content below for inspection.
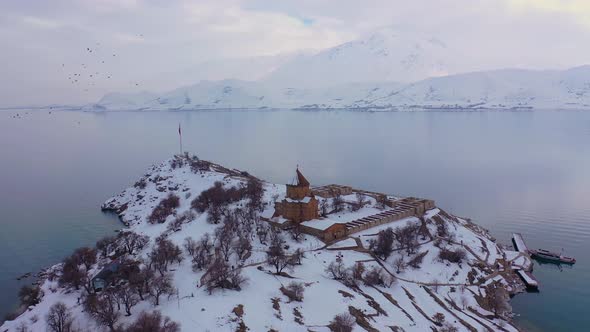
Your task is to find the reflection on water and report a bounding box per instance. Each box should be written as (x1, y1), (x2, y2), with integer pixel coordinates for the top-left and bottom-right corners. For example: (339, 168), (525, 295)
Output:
(0, 109), (588, 330)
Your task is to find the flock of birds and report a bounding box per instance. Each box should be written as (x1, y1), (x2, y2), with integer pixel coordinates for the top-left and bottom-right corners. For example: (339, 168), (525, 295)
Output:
(62, 39), (143, 93)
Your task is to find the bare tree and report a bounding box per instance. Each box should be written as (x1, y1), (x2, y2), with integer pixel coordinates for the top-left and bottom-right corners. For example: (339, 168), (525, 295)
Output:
(376, 194), (388, 210)
(257, 223), (270, 245)
(96, 236), (117, 258)
(233, 236), (252, 262)
(289, 224), (305, 242)
(266, 232), (293, 274)
(183, 237), (198, 258)
(15, 322), (29, 332)
(84, 293), (121, 332)
(215, 223), (235, 262)
(395, 223), (420, 255)
(484, 281), (511, 317)
(393, 257), (405, 273)
(125, 310), (180, 332)
(325, 257), (347, 280)
(332, 194), (345, 213)
(149, 274), (175, 306)
(59, 257), (85, 291)
(352, 262), (365, 281)
(245, 177), (265, 212)
(119, 232), (150, 255)
(149, 237), (183, 275)
(328, 313), (355, 332)
(369, 227), (395, 259)
(73, 247), (97, 271)
(46, 302), (74, 332)
(128, 266), (153, 301)
(351, 192), (367, 212)
(460, 295), (469, 310)
(319, 198), (330, 217)
(116, 285), (139, 316)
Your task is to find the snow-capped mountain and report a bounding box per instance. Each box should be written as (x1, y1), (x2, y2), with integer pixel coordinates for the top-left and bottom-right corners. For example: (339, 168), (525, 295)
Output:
(263, 27), (455, 87)
(91, 65), (590, 111)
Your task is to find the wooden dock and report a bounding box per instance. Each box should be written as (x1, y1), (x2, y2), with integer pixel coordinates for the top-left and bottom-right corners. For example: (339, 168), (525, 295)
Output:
(516, 270), (539, 290)
(512, 233), (529, 253)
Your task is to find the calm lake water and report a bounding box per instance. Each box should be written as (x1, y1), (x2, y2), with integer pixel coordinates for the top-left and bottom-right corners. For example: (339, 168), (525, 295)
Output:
(0, 109), (589, 330)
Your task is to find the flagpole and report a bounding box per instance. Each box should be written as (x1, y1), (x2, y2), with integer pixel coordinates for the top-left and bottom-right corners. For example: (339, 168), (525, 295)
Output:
(178, 123), (183, 155)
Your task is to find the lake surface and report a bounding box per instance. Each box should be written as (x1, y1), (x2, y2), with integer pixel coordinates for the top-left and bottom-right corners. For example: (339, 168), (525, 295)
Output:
(1, 109), (589, 330)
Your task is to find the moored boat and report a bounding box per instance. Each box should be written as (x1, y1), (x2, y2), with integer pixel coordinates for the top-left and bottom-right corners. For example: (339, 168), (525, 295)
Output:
(530, 249), (576, 264)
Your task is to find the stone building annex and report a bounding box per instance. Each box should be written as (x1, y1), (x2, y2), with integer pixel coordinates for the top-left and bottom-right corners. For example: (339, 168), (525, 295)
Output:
(267, 168), (435, 241)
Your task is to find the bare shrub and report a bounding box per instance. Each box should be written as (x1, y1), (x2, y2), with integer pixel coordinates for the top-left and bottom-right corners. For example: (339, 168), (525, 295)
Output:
(328, 313), (355, 332)
(125, 310), (180, 332)
(438, 248), (467, 264)
(190, 181), (246, 213)
(18, 285), (41, 307)
(45, 302), (74, 332)
(433, 312), (445, 325)
(280, 282), (305, 302)
(407, 251), (428, 269)
(148, 194), (180, 224)
(202, 257), (247, 294)
(352, 262), (365, 281)
(363, 266), (391, 287)
(134, 178), (147, 190)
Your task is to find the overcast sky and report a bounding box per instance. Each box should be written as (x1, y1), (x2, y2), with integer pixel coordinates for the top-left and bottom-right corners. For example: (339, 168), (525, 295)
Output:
(1, 0), (590, 107)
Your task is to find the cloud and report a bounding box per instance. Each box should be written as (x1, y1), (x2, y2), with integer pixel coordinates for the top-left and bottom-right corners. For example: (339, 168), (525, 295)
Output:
(1, 0), (590, 107)
(506, 0), (590, 27)
(22, 16), (64, 29)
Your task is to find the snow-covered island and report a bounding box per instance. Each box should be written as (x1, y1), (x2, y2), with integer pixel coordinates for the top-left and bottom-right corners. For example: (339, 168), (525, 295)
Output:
(2, 155), (532, 332)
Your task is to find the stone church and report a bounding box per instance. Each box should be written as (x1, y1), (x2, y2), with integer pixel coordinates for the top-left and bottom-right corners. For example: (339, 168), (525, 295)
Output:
(273, 168), (319, 223)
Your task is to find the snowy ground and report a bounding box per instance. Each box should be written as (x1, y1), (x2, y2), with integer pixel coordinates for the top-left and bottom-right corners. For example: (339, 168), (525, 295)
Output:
(1, 156), (524, 332)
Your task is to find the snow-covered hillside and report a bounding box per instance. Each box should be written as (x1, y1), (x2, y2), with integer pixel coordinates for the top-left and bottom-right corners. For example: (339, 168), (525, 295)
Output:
(90, 65), (590, 111)
(1, 155), (529, 332)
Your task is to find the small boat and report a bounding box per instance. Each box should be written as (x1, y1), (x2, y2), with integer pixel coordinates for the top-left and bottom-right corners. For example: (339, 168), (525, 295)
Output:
(530, 249), (576, 264)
